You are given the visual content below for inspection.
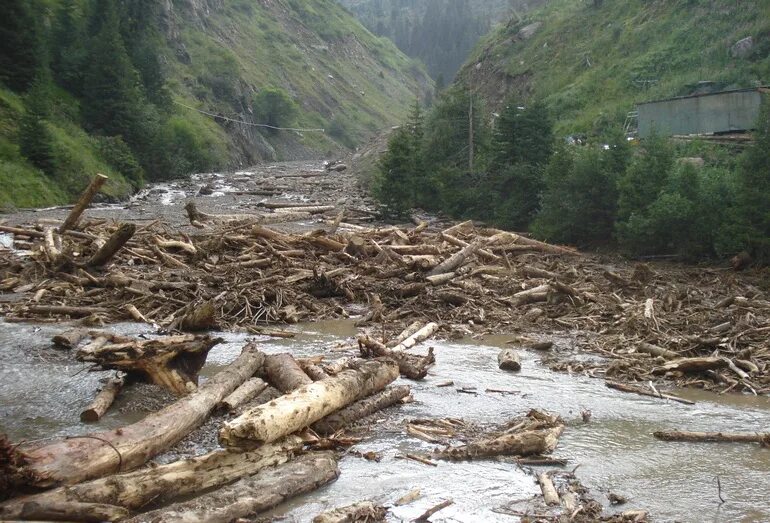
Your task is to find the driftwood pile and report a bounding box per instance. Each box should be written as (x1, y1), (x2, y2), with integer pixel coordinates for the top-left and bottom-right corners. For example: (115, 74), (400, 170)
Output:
(2, 193), (769, 395)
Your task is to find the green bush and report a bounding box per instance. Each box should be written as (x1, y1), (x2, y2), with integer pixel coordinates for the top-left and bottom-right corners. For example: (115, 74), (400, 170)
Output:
(253, 87), (299, 133)
(96, 136), (144, 189)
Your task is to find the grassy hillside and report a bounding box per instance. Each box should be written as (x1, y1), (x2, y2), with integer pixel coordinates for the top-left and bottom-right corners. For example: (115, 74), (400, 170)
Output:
(459, 0), (770, 135)
(0, 0), (430, 209)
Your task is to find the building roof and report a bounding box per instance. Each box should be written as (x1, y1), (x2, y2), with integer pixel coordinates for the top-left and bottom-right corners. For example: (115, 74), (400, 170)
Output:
(637, 86), (770, 107)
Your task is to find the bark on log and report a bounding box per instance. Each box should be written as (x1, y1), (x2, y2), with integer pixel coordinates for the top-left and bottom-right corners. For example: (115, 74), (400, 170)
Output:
(538, 474), (559, 506)
(343, 236), (368, 258)
(485, 230), (580, 256)
(0, 437), (302, 516)
(653, 430), (770, 446)
(438, 425), (564, 460)
(311, 385), (411, 435)
(14, 343), (265, 489)
(80, 376), (125, 423)
(357, 335), (434, 380)
(427, 242), (479, 277)
(59, 175), (108, 233)
(9, 500), (128, 522)
(264, 353), (314, 393)
(177, 301), (217, 332)
(218, 378), (268, 412)
(313, 501), (387, 523)
(440, 233), (500, 263)
(498, 349), (521, 371)
(76, 335), (222, 395)
(301, 363), (330, 381)
(652, 357), (728, 375)
(26, 305), (109, 318)
(87, 224), (136, 267)
(123, 452), (339, 523)
(220, 359), (399, 447)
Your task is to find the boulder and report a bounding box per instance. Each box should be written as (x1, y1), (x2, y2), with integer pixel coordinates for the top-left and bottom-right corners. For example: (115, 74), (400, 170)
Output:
(730, 36), (754, 58)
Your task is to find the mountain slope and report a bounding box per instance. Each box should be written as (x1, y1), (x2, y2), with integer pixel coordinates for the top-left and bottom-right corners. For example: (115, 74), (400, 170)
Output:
(457, 0), (770, 135)
(0, 0), (431, 208)
(338, 0), (546, 81)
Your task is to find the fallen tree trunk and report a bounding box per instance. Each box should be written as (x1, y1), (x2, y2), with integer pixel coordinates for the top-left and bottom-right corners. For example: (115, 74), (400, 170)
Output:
(218, 378), (268, 412)
(637, 342), (679, 360)
(52, 329), (91, 350)
(177, 301), (217, 332)
(59, 174), (108, 233)
(357, 335), (434, 380)
(0, 437), (302, 516)
(653, 430), (770, 446)
(311, 385), (411, 435)
(498, 349), (521, 371)
(7, 500), (128, 523)
(605, 381), (695, 405)
(391, 322), (439, 352)
(13, 343), (265, 489)
(220, 359), (399, 447)
(80, 376), (124, 423)
(427, 242), (479, 277)
(538, 473), (559, 506)
(437, 425), (565, 460)
(652, 357), (728, 375)
(313, 501), (387, 523)
(87, 223), (136, 268)
(123, 452), (339, 523)
(264, 353), (313, 393)
(76, 335), (222, 395)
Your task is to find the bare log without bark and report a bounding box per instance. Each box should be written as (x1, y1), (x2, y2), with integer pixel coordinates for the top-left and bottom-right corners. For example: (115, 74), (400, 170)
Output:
(13, 343), (265, 489)
(59, 174), (108, 233)
(358, 335), (435, 380)
(265, 353), (314, 393)
(0, 437), (302, 516)
(498, 349), (521, 371)
(220, 359), (399, 447)
(77, 335), (222, 395)
(313, 501), (387, 523)
(653, 430), (770, 446)
(311, 385), (411, 435)
(637, 342), (679, 360)
(605, 381), (694, 405)
(538, 473), (559, 506)
(124, 452), (339, 523)
(87, 224), (136, 267)
(392, 322), (439, 352)
(427, 242), (479, 277)
(218, 378), (268, 412)
(652, 357), (728, 375)
(80, 376), (124, 422)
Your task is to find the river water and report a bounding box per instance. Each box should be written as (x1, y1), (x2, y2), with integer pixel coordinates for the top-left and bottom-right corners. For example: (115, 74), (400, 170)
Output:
(1, 319), (769, 522)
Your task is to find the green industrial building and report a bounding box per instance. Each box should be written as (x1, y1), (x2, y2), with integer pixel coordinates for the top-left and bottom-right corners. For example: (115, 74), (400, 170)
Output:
(637, 87), (768, 138)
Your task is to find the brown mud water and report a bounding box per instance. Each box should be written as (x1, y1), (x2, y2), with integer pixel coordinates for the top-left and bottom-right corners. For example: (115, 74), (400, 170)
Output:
(1, 162), (769, 522)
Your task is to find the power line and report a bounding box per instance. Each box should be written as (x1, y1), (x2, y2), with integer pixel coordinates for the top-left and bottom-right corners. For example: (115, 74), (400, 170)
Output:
(172, 100), (326, 133)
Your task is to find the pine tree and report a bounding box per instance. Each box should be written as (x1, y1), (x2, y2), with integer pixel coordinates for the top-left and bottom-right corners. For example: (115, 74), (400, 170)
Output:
(374, 127), (416, 218)
(0, 0), (41, 92)
(19, 70), (56, 175)
(82, 1), (146, 142)
(51, 0), (87, 94)
(493, 99), (553, 168)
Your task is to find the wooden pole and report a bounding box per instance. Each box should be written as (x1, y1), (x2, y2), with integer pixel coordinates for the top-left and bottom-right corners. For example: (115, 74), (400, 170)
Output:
(87, 223), (136, 267)
(59, 174), (108, 233)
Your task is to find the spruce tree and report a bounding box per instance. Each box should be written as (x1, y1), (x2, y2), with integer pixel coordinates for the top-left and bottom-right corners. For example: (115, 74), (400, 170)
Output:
(0, 0), (41, 92)
(51, 0), (87, 95)
(374, 128), (416, 218)
(19, 70), (56, 175)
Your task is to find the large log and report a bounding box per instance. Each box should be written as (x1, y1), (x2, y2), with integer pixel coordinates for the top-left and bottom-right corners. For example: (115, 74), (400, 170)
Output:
(498, 349), (521, 371)
(264, 353), (313, 393)
(220, 359), (399, 447)
(7, 500), (128, 522)
(87, 223), (136, 267)
(59, 174), (108, 233)
(76, 335), (222, 395)
(357, 335), (434, 380)
(13, 343), (265, 489)
(123, 453), (340, 523)
(218, 378), (268, 412)
(427, 242), (479, 277)
(391, 322), (439, 352)
(311, 385), (411, 435)
(0, 437), (302, 516)
(653, 430), (770, 446)
(80, 376), (125, 423)
(652, 357), (728, 375)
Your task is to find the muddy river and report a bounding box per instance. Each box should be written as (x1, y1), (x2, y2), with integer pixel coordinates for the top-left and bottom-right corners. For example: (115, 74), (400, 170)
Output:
(2, 318), (769, 522)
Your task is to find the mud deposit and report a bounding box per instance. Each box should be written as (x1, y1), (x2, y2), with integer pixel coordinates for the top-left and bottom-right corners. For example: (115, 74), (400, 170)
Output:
(2, 319), (770, 522)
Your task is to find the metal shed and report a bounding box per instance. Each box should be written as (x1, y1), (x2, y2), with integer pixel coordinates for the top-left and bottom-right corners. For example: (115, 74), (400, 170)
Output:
(637, 87), (768, 138)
